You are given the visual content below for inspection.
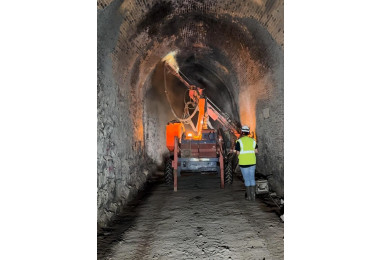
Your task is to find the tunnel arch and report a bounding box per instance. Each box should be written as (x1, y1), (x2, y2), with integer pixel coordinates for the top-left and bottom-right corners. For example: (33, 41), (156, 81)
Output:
(98, 0), (283, 226)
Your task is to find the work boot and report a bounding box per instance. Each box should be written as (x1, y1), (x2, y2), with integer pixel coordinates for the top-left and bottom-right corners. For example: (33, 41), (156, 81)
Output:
(250, 185), (256, 201)
(245, 186), (252, 200)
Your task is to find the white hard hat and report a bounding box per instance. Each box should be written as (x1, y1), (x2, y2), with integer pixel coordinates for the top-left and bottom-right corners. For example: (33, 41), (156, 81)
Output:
(242, 125), (250, 133)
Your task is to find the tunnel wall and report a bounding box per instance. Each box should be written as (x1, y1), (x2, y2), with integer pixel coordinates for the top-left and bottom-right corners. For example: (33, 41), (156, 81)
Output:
(97, 0), (284, 226)
(97, 0), (156, 227)
(255, 62), (284, 196)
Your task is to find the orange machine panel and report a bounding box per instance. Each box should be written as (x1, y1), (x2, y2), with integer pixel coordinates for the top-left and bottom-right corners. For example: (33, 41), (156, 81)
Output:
(166, 122), (183, 152)
(195, 98), (206, 138)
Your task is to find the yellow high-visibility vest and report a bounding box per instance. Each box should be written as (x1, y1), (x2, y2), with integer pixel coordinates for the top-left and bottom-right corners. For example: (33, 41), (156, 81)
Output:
(237, 136), (256, 165)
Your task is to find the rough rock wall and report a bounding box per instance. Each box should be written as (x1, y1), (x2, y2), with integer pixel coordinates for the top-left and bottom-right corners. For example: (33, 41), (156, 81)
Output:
(97, 0), (284, 226)
(231, 16), (284, 197)
(255, 60), (284, 197)
(97, 0), (156, 227)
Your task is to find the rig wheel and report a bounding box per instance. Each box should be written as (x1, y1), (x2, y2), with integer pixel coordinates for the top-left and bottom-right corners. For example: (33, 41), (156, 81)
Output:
(224, 155), (233, 184)
(164, 158), (174, 185)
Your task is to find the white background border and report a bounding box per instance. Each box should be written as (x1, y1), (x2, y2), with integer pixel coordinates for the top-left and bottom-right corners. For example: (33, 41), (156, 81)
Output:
(1, 0), (379, 259)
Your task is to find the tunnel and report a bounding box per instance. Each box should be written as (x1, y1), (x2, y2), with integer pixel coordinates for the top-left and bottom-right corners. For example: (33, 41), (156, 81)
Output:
(98, 0), (284, 258)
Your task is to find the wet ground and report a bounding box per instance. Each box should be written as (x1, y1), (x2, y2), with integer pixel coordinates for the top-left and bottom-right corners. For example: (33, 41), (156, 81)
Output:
(98, 172), (284, 260)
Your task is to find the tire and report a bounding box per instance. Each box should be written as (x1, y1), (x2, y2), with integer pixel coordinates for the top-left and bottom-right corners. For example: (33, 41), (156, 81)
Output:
(164, 158), (174, 185)
(224, 156), (233, 184)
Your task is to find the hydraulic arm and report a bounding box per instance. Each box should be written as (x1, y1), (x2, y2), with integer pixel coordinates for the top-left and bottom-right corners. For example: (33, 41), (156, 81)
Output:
(163, 56), (242, 190)
(163, 61), (241, 140)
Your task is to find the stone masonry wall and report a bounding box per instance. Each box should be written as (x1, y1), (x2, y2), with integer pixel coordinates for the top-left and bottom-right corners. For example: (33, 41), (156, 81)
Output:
(97, 0), (156, 227)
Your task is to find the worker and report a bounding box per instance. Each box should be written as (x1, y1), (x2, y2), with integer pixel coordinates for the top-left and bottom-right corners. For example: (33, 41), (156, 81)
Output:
(234, 125), (258, 201)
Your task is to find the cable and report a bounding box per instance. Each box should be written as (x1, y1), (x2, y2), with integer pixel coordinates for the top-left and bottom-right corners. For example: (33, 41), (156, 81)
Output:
(267, 193), (281, 209)
(164, 66), (199, 125)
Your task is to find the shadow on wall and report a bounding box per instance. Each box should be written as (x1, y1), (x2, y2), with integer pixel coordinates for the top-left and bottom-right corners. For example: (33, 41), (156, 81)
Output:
(143, 61), (181, 166)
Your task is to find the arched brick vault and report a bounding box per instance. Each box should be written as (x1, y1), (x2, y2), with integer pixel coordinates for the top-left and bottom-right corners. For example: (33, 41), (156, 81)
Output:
(97, 0), (283, 226)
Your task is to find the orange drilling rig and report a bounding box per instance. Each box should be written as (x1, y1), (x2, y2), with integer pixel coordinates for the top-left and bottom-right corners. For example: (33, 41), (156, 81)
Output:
(162, 54), (246, 191)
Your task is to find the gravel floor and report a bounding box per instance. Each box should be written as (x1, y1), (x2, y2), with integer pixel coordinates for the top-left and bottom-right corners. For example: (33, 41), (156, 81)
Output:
(98, 172), (284, 260)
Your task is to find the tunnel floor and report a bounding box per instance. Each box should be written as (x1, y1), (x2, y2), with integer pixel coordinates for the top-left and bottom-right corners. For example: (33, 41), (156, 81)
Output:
(98, 172), (284, 260)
